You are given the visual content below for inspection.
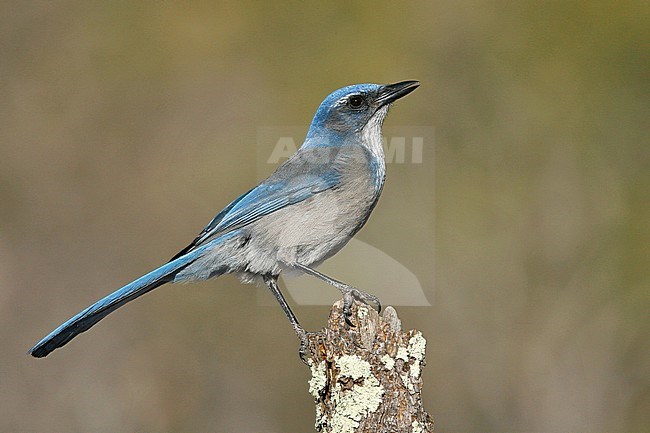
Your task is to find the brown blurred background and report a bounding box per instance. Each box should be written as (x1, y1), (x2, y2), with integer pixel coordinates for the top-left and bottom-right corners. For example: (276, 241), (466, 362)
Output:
(1, 1), (648, 432)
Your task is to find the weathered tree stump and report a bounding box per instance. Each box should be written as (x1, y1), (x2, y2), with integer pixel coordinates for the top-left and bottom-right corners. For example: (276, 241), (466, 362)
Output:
(304, 300), (434, 433)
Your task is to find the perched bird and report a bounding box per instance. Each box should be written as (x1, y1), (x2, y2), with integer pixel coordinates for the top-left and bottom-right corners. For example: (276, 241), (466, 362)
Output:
(29, 80), (419, 358)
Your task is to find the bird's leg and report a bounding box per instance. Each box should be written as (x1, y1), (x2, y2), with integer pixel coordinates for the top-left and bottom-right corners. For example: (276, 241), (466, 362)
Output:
(292, 262), (382, 326)
(262, 274), (310, 363)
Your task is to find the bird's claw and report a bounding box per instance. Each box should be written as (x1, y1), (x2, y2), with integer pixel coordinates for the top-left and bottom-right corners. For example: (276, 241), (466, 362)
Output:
(298, 330), (311, 365)
(343, 292), (355, 326)
(341, 287), (382, 326)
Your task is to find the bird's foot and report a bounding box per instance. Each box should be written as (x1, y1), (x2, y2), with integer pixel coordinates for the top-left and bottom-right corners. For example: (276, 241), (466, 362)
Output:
(297, 329), (314, 364)
(341, 286), (382, 326)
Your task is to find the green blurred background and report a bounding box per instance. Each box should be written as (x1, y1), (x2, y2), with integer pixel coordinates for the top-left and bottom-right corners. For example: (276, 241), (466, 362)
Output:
(1, 1), (648, 432)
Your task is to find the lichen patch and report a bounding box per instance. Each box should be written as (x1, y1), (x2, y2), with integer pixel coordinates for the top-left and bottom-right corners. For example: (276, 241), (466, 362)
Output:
(328, 355), (385, 433)
(308, 360), (327, 399)
(380, 354), (395, 370)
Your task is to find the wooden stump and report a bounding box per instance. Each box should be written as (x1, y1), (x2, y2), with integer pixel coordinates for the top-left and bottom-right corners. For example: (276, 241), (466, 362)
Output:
(304, 300), (434, 433)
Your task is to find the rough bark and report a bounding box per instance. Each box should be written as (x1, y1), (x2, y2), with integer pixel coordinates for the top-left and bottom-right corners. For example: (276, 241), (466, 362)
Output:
(304, 300), (434, 433)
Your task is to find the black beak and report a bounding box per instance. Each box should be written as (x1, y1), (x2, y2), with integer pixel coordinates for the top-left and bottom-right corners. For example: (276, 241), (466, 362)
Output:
(376, 80), (420, 106)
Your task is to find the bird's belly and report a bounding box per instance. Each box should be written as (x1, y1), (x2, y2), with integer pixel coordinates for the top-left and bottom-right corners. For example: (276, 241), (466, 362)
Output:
(243, 183), (377, 274)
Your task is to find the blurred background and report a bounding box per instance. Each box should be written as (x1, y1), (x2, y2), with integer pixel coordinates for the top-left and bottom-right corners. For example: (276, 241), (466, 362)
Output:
(1, 1), (648, 432)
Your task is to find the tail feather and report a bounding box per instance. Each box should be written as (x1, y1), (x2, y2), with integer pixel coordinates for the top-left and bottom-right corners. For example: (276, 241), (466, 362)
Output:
(28, 245), (211, 358)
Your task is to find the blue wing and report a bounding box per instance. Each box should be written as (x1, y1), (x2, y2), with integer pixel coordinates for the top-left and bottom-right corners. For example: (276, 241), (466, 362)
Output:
(171, 148), (343, 259)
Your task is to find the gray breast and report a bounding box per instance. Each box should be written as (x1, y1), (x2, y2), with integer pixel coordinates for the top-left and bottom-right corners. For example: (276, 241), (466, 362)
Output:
(242, 144), (383, 274)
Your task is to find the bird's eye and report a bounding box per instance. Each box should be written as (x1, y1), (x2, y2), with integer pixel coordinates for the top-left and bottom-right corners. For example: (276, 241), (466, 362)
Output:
(348, 95), (365, 109)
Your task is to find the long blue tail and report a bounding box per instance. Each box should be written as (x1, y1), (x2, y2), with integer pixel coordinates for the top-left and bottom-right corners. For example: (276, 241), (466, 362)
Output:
(29, 243), (215, 358)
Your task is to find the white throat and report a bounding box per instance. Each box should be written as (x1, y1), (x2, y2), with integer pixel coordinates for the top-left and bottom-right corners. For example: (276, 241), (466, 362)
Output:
(360, 105), (388, 187)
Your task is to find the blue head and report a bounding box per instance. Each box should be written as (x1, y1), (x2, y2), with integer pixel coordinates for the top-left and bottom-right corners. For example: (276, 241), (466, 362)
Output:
(305, 81), (419, 144)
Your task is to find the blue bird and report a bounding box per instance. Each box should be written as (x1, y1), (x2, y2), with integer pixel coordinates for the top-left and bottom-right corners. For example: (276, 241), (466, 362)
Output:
(29, 80), (419, 358)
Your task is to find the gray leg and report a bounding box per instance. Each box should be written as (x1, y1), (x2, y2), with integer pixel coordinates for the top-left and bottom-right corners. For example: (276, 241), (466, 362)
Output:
(262, 274), (309, 362)
(292, 262), (381, 325)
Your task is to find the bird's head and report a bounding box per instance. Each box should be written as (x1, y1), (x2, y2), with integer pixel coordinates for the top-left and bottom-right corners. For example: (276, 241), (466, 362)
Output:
(306, 80), (419, 143)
